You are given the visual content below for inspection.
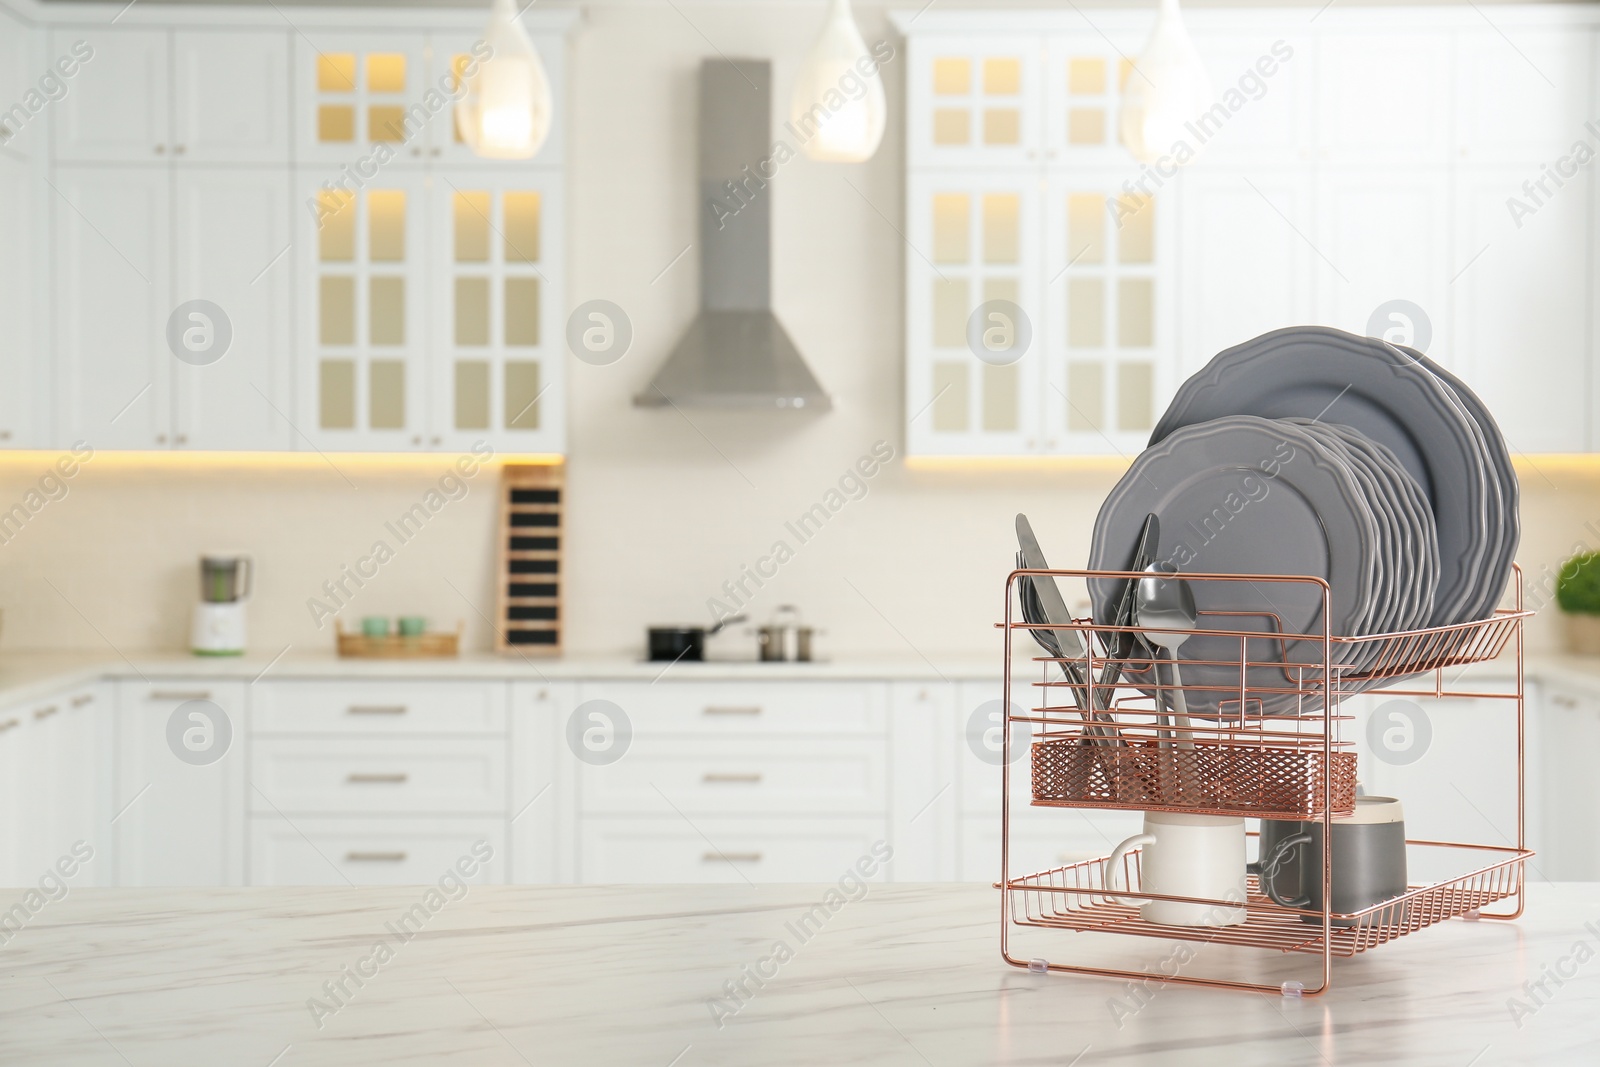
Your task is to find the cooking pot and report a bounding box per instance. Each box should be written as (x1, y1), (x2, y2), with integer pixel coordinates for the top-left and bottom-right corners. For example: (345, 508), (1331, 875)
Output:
(647, 614), (745, 662)
(756, 605), (816, 662)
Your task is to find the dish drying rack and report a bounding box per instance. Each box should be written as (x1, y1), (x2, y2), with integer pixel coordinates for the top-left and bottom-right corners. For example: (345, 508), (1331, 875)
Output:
(998, 565), (1533, 997)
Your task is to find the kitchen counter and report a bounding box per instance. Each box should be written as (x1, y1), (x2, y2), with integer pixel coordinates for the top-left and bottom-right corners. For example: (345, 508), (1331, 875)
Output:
(0, 882), (1595, 1064)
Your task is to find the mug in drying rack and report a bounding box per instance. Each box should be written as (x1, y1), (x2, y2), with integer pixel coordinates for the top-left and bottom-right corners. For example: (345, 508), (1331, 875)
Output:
(1252, 796), (1409, 927)
(1104, 811), (1249, 927)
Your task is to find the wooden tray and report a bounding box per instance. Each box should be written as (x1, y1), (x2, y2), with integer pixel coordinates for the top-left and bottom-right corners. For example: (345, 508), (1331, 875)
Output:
(336, 622), (463, 659)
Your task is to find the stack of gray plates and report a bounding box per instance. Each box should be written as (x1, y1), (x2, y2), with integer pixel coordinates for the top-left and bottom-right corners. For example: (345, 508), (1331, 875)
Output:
(1088, 326), (1518, 714)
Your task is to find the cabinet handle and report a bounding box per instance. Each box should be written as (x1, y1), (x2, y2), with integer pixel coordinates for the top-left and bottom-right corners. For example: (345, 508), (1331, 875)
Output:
(154, 144), (165, 154)
(0, 718), (18, 733)
(33, 705), (59, 721)
(430, 147), (441, 158)
(411, 147), (423, 158)
(348, 704), (408, 716)
(430, 435), (442, 445)
(345, 851), (407, 863)
(347, 773), (409, 784)
(0, 430), (11, 441)
(703, 706), (762, 717)
(1552, 694), (1578, 708)
(175, 433), (188, 445)
(703, 851), (761, 863)
(703, 772), (762, 784)
(174, 144), (186, 155)
(155, 434), (168, 445)
(411, 435), (423, 445)
(150, 690), (211, 701)
(71, 693), (95, 708)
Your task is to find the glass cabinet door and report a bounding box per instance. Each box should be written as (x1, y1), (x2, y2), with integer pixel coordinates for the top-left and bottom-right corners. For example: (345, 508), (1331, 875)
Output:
(429, 172), (565, 454)
(1041, 170), (1173, 456)
(906, 35), (1043, 169)
(298, 170), (430, 450)
(293, 33), (433, 167)
(1042, 34), (1141, 165)
(906, 173), (1043, 455)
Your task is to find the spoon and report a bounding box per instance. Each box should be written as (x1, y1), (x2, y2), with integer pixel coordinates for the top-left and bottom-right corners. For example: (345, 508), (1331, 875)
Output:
(1136, 561), (1196, 750)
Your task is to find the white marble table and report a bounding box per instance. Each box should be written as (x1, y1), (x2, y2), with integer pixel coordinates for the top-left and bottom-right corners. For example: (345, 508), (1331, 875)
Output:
(1, 883), (1597, 1065)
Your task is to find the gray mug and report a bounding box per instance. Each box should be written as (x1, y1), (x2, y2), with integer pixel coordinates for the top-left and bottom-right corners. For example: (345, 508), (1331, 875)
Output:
(1249, 796), (1409, 927)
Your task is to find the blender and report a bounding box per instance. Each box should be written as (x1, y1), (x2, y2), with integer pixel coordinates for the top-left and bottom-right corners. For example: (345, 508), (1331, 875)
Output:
(191, 554), (252, 655)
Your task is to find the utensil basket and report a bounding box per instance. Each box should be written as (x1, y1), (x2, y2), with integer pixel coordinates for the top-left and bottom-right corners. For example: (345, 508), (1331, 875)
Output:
(997, 565), (1533, 997)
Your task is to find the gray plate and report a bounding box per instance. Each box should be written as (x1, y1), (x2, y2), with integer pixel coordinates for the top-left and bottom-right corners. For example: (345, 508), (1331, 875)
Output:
(1391, 344), (1519, 620)
(1090, 416), (1379, 716)
(1151, 327), (1492, 627)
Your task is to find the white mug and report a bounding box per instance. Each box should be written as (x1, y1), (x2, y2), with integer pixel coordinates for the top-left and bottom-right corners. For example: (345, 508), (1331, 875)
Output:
(1104, 812), (1248, 927)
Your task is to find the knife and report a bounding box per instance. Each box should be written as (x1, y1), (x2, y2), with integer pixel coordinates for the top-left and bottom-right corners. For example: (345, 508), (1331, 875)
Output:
(1015, 514), (1111, 739)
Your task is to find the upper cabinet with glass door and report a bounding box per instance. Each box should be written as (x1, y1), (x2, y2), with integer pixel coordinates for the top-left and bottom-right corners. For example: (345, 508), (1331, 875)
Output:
(294, 29), (566, 169)
(430, 174), (565, 453)
(905, 36), (1043, 168)
(295, 35), (435, 167)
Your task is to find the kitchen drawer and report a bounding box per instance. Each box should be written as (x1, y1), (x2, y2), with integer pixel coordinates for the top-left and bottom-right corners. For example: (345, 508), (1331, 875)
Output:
(250, 739), (506, 816)
(252, 681), (506, 735)
(577, 681), (884, 735)
(577, 817), (888, 883)
(579, 737), (886, 816)
(248, 817), (506, 886)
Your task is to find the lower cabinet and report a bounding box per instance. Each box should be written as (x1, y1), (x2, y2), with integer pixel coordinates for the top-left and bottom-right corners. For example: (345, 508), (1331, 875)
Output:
(112, 680), (247, 887)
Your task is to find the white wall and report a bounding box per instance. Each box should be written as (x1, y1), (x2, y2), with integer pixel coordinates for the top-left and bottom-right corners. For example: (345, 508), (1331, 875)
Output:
(0, 2), (1592, 662)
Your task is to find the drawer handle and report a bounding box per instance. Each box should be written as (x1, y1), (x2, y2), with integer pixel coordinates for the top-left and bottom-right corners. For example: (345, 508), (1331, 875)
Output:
(703, 772), (763, 784)
(347, 773), (409, 784)
(703, 706), (762, 716)
(33, 705), (59, 721)
(1552, 695), (1578, 708)
(71, 693), (95, 708)
(703, 851), (762, 863)
(345, 851), (408, 863)
(348, 705), (408, 716)
(151, 690), (211, 701)
(0, 718), (18, 733)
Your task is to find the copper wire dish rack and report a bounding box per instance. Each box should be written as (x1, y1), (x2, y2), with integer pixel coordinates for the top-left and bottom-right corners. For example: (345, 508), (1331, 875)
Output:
(998, 565), (1534, 997)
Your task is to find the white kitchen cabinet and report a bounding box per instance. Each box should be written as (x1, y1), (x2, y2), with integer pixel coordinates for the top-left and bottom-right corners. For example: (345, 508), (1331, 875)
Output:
(0, 157), (38, 448)
(252, 678), (507, 734)
(428, 170), (566, 454)
(1041, 167), (1175, 454)
(890, 683), (958, 881)
(50, 28), (170, 164)
(510, 682), (567, 884)
(1535, 684), (1600, 880)
(0, 701), (31, 886)
(249, 817), (506, 886)
(1349, 691), (1523, 883)
(171, 167), (294, 450)
(905, 171), (1044, 455)
(24, 684), (108, 882)
(1452, 27), (1593, 164)
(250, 738), (507, 816)
(1176, 169), (1314, 376)
(1314, 29), (1453, 165)
(53, 166), (173, 449)
(1452, 167), (1590, 453)
(292, 32), (434, 167)
(112, 680), (246, 887)
(1186, 30), (1313, 165)
(296, 168), (432, 449)
(171, 30), (291, 164)
(906, 34), (1044, 170)
(1313, 169), (1454, 364)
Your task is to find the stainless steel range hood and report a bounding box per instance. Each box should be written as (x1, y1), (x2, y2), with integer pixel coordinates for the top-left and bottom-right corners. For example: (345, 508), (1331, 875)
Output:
(634, 59), (831, 410)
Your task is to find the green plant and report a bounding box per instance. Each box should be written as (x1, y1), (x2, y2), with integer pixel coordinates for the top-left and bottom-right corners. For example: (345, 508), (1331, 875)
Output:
(1557, 552), (1600, 614)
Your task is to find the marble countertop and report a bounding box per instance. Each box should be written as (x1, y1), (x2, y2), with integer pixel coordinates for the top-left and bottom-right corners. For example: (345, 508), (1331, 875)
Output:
(1, 647), (1597, 709)
(0, 882), (1595, 1065)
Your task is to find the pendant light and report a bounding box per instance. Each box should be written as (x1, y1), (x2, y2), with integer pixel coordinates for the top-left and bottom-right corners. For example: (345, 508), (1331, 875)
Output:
(790, 0), (887, 163)
(457, 0), (553, 160)
(1119, 0), (1212, 163)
